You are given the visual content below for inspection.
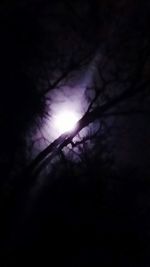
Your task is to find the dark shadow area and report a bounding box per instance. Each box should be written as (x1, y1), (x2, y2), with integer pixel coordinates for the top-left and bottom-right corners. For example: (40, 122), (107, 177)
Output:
(0, 1), (150, 266)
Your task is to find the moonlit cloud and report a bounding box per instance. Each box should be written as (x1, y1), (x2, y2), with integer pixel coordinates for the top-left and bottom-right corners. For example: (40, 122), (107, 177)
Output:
(31, 58), (97, 157)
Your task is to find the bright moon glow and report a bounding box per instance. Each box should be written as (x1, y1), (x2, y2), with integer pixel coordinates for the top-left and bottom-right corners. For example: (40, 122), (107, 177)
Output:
(54, 110), (79, 134)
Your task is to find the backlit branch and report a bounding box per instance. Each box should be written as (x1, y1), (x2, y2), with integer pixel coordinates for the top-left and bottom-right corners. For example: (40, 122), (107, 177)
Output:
(24, 78), (150, 179)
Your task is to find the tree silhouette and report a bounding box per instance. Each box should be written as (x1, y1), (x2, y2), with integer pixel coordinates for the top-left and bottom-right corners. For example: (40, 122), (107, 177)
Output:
(1, 1), (150, 266)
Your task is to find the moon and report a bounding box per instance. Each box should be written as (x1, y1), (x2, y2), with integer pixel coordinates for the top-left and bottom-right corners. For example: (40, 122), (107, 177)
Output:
(53, 109), (79, 135)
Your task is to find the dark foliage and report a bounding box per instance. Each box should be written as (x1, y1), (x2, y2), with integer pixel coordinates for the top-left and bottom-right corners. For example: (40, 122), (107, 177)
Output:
(0, 1), (150, 266)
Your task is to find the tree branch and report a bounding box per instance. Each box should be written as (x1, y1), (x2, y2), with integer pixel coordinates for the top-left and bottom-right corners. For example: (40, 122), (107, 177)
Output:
(25, 78), (150, 178)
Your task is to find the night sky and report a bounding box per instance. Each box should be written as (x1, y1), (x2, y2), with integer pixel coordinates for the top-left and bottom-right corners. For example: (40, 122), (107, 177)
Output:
(0, 1), (150, 266)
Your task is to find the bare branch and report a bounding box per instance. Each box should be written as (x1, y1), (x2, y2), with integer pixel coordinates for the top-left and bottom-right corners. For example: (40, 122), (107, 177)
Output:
(23, 78), (150, 179)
